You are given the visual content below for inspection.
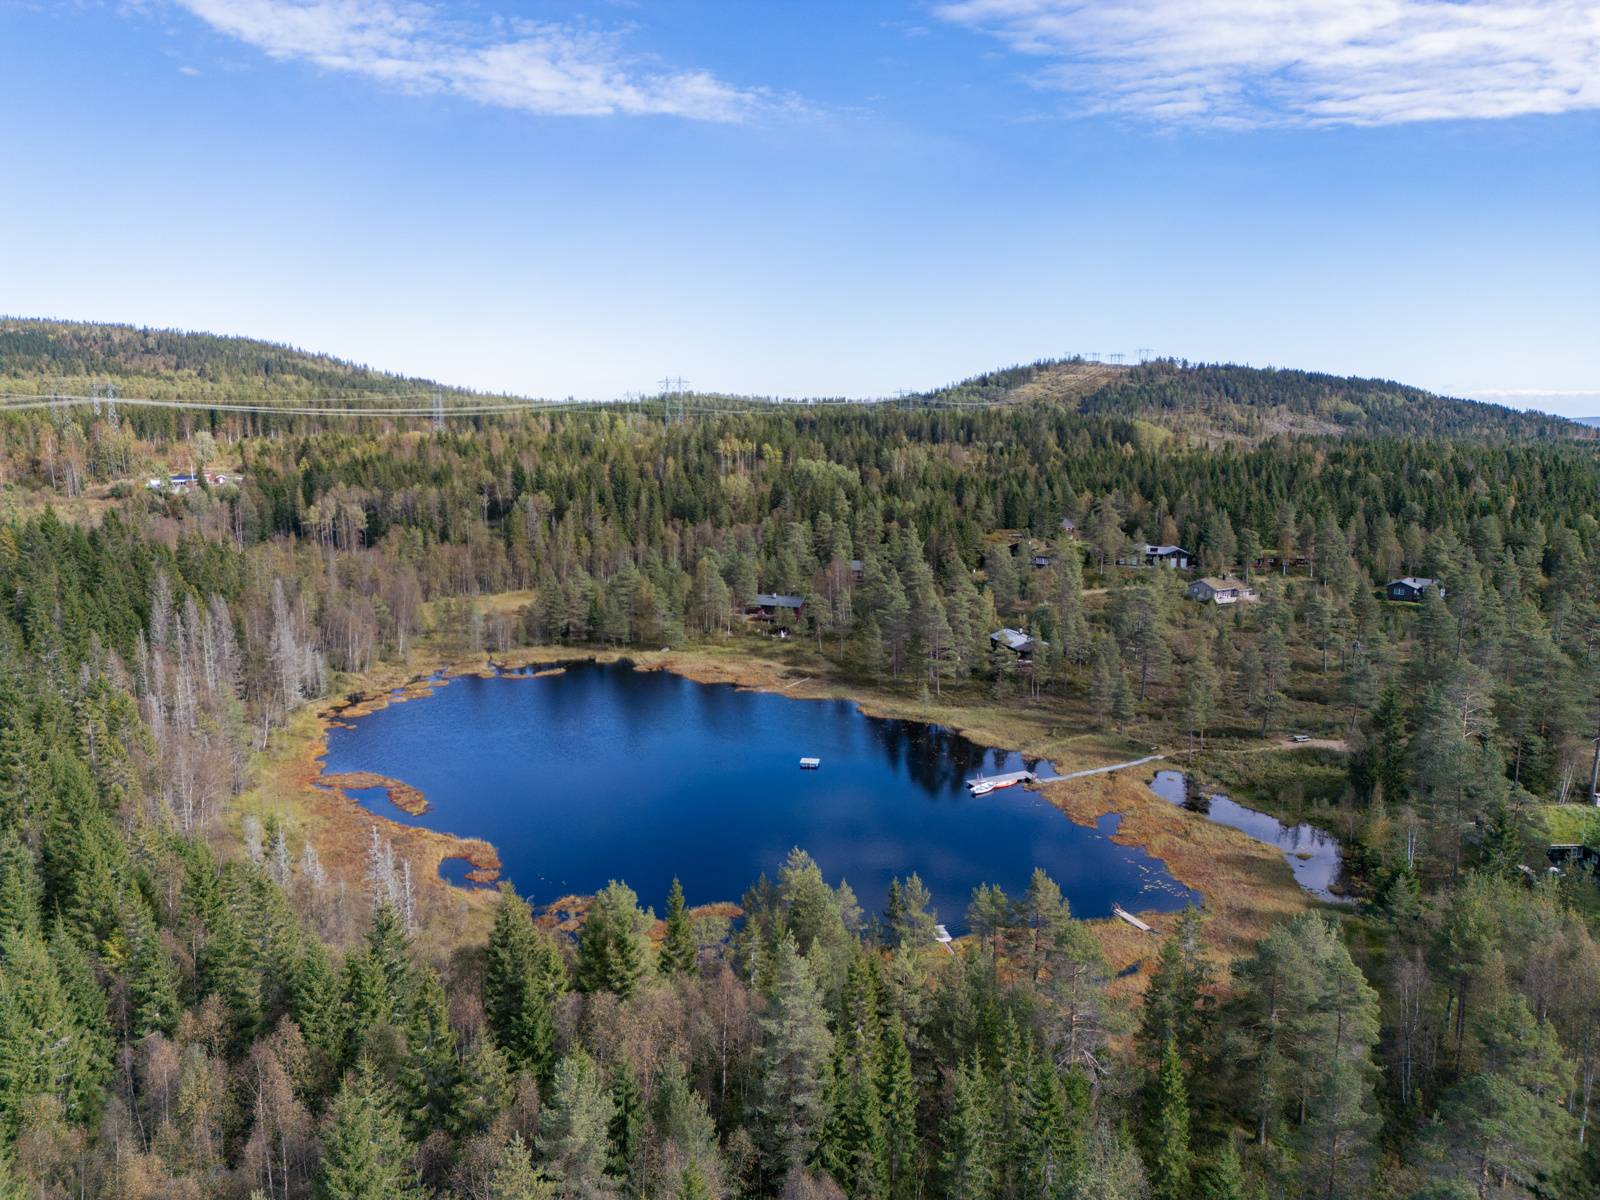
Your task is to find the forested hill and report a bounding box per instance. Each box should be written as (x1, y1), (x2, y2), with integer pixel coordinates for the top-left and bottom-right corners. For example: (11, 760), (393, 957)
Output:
(0, 318), (464, 401)
(1, 319), (1586, 446)
(914, 357), (1587, 443)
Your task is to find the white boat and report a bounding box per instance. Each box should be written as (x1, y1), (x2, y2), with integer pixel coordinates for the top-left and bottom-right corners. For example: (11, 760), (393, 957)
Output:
(967, 779), (995, 795)
(799, 757), (820, 770)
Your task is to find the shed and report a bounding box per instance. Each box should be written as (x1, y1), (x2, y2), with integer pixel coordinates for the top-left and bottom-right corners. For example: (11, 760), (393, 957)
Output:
(989, 628), (1045, 659)
(1387, 577), (1443, 602)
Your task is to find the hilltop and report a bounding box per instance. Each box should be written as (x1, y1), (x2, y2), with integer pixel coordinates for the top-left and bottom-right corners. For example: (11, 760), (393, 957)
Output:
(912, 356), (1587, 443)
(0, 317), (461, 402)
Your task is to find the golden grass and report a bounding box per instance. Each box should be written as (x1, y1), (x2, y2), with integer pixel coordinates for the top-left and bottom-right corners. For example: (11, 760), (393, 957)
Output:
(1036, 767), (1316, 999)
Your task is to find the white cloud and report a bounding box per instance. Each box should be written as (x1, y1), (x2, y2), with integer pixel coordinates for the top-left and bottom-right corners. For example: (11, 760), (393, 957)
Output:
(936, 0), (1600, 125)
(179, 0), (763, 120)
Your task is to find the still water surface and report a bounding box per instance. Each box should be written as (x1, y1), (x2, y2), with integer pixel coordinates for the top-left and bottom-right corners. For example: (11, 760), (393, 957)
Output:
(323, 662), (1203, 930)
(1147, 770), (1348, 903)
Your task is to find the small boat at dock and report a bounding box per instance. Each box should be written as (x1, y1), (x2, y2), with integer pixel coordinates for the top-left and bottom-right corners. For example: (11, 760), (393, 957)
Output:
(965, 769), (1035, 794)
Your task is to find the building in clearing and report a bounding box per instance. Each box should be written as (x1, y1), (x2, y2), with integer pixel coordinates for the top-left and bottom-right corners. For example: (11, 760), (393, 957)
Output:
(1187, 576), (1257, 605)
(1387, 577), (1444, 602)
(750, 594), (804, 620)
(1118, 543), (1195, 570)
(989, 628), (1044, 659)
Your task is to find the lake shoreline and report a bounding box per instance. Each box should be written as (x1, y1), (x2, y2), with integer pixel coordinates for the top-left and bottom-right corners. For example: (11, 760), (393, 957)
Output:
(257, 637), (1331, 984)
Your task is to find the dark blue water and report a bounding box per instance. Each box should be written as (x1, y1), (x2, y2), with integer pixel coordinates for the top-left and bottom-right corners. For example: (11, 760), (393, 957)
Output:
(323, 662), (1202, 931)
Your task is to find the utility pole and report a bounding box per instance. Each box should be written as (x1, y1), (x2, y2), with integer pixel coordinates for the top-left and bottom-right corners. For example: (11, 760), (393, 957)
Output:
(431, 391), (444, 433)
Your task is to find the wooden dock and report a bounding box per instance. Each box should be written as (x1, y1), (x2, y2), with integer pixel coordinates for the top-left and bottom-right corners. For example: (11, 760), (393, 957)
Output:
(1112, 904), (1155, 933)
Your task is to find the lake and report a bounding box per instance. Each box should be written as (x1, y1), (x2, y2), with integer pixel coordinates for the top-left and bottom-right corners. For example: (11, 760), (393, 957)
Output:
(322, 661), (1203, 932)
(1147, 770), (1349, 903)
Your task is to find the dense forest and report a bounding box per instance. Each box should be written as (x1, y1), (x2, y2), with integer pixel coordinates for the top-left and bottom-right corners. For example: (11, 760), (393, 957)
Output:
(0, 322), (1598, 1199)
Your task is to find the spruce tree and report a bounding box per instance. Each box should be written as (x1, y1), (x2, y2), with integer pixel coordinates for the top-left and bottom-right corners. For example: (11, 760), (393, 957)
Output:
(538, 1050), (617, 1194)
(759, 933), (835, 1167)
(492, 1134), (553, 1200)
(661, 877), (698, 976)
(1111, 669), (1137, 734)
(607, 1055), (643, 1182)
(939, 1055), (994, 1200)
(485, 884), (562, 1081)
(1149, 1036), (1191, 1200)
(320, 1058), (423, 1200)
(1019, 1058), (1079, 1200)
(1197, 1136), (1243, 1200)
(876, 1014), (919, 1200)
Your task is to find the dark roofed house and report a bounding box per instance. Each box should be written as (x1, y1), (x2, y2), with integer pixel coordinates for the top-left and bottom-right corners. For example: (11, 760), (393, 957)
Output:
(1387, 577), (1443, 602)
(1060, 517), (1078, 536)
(849, 559), (865, 583)
(989, 628), (1045, 659)
(750, 594), (804, 620)
(1143, 544), (1193, 570)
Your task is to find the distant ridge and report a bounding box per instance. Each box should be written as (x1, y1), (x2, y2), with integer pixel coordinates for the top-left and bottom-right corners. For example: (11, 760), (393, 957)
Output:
(0, 318), (1589, 445)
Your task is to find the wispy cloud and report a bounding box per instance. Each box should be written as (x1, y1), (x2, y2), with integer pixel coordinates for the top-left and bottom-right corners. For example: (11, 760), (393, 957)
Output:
(179, 0), (764, 120)
(935, 0), (1600, 126)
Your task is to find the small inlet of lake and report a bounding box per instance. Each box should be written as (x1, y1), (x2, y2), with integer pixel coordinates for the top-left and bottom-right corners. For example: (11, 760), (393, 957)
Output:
(1147, 770), (1349, 903)
(322, 661), (1203, 931)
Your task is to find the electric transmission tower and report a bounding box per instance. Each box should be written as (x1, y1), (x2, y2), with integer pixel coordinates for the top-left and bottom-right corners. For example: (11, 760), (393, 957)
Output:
(1136, 347), (1154, 363)
(659, 377), (688, 425)
(431, 391), (444, 433)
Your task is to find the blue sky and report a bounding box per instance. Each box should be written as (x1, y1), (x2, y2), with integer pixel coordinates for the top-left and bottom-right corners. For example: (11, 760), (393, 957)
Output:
(1, 0), (1596, 412)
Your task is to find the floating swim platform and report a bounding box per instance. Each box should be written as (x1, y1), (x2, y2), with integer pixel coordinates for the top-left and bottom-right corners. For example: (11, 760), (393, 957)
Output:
(800, 757), (821, 769)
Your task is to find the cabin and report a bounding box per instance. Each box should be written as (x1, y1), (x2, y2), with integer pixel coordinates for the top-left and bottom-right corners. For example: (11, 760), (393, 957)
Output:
(749, 594), (804, 621)
(146, 470), (239, 494)
(1188, 576), (1256, 605)
(849, 559), (865, 583)
(1118, 544), (1195, 570)
(1060, 517), (1078, 537)
(1387, 577), (1444, 602)
(989, 628), (1044, 659)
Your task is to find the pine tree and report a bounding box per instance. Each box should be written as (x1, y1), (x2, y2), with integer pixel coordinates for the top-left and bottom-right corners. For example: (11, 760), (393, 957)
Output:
(1149, 1037), (1191, 1200)
(1182, 637), (1219, 761)
(320, 1058), (423, 1200)
(661, 877), (698, 976)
